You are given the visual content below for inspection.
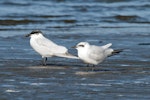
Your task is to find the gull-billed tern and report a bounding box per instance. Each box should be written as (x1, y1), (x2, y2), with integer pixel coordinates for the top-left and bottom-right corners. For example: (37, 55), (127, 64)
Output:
(73, 42), (122, 66)
(26, 30), (78, 65)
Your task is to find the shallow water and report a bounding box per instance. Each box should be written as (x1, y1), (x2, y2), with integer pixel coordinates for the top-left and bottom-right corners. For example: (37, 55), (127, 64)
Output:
(0, 0), (150, 100)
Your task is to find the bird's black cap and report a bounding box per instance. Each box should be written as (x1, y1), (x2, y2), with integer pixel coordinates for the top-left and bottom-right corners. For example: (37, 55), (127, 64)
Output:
(25, 30), (43, 37)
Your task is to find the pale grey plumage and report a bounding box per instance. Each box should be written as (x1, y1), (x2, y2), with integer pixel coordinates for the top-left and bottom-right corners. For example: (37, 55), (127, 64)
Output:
(74, 42), (122, 66)
(26, 30), (78, 65)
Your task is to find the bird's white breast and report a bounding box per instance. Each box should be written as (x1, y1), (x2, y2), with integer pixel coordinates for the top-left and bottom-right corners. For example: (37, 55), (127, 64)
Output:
(78, 48), (96, 64)
(30, 36), (52, 57)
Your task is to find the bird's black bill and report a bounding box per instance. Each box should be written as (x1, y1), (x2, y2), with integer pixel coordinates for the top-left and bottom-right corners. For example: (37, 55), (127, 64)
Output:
(25, 34), (30, 37)
(71, 46), (76, 48)
(111, 49), (123, 56)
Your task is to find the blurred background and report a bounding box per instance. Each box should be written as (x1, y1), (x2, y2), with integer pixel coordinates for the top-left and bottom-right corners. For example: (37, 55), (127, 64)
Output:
(0, 0), (150, 100)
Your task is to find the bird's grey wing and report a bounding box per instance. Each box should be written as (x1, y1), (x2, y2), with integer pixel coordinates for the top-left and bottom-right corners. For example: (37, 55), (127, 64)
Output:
(37, 37), (68, 54)
(36, 37), (79, 59)
(88, 45), (105, 61)
(102, 43), (114, 57)
(36, 37), (55, 47)
(102, 43), (112, 49)
(54, 52), (79, 59)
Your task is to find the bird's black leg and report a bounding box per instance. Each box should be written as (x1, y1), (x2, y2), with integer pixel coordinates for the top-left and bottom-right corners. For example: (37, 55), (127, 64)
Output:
(86, 64), (90, 67)
(42, 57), (47, 66)
(91, 65), (95, 71)
(86, 64), (90, 71)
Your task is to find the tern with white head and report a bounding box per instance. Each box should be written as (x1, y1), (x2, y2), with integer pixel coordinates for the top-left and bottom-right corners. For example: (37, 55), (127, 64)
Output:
(73, 42), (122, 67)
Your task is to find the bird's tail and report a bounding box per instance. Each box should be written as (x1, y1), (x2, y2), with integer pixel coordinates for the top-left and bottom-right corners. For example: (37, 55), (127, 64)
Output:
(54, 52), (79, 59)
(111, 49), (123, 56)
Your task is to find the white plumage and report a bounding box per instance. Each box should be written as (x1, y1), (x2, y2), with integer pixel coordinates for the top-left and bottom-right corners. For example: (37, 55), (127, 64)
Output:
(26, 30), (78, 65)
(74, 42), (122, 65)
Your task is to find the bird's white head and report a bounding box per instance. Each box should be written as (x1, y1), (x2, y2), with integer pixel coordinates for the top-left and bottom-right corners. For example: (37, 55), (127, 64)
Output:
(74, 42), (90, 50)
(25, 30), (43, 38)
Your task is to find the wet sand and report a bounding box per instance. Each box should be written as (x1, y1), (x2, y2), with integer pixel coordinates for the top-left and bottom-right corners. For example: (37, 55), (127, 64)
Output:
(0, 29), (150, 100)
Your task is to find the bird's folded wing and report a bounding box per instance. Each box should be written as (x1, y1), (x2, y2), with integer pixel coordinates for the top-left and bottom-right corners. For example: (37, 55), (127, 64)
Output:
(54, 53), (79, 59)
(102, 43), (112, 49)
(37, 37), (68, 53)
(89, 46), (104, 61)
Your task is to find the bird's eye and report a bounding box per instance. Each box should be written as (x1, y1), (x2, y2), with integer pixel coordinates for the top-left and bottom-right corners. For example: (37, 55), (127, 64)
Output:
(79, 45), (84, 47)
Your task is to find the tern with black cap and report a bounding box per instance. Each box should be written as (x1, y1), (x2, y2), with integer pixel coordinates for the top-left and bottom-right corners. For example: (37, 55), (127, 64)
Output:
(26, 30), (78, 65)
